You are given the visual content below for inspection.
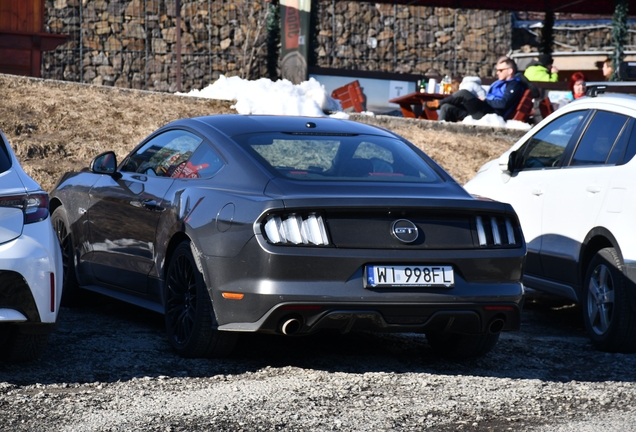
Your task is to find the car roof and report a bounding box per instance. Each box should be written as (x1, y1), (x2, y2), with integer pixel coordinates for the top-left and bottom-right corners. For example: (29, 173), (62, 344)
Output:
(566, 93), (636, 110)
(184, 114), (397, 138)
(543, 93), (636, 122)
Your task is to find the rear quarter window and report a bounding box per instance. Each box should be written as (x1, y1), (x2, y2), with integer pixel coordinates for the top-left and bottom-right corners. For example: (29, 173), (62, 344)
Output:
(0, 141), (11, 174)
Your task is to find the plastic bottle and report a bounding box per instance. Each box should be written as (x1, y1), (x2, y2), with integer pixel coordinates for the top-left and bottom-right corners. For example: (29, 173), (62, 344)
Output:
(419, 79), (426, 93)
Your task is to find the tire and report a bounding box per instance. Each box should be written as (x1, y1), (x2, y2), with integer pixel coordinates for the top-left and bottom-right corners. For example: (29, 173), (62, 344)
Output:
(51, 206), (82, 307)
(426, 332), (500, 359)
(582, 247), (636, 353)
(0, 326), (50, 362)
(164, 241), (236, 358)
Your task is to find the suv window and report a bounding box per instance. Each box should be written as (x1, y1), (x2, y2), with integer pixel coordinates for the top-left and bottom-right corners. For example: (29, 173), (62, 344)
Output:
(570, 111), (629, 166)
(617, 120), (636, 165)
(518, 111), (586, 170)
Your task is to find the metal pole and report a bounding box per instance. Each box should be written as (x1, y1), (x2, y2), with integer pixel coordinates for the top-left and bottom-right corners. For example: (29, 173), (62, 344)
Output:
(331, 0), (335, 67)
(208, 0), (212, 86)
(176, 0), (182, 92)
(393, 4), (397, 72)
(144, 0), (148, 90)
(79, 1), (83, 83)
(453, 10), (457, 75)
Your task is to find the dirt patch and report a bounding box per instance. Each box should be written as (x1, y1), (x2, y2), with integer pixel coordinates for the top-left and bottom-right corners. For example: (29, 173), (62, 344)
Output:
(0, 74), (516, 191)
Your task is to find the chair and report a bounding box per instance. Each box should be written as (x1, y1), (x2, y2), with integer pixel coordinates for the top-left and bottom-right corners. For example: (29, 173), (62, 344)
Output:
(506, 89), (533, 123)
(539, 97), (554, 119)
(331, 80), (366, 113)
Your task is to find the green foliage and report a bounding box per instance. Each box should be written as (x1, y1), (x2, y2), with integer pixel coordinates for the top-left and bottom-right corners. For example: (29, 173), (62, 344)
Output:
(611, 0), (629, 81)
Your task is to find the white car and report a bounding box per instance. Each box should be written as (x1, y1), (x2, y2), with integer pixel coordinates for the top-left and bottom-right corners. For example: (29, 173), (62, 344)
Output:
(465, 93), (636, 353)
(0, 132), (63, 362)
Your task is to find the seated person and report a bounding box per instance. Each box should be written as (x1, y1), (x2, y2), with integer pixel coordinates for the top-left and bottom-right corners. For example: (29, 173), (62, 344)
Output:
(458, 76), (487, 100)
(426, 58), (525, 122)
(524, 54), (559, 82)
(552, 72), (588, 109)
(569, 72), (587, 100)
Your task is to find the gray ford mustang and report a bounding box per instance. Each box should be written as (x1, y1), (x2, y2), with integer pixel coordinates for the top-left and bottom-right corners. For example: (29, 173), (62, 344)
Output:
(50, 115), (525, 358)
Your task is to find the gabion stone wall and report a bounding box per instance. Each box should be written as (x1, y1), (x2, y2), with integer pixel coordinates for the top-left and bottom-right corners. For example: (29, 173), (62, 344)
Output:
(44, 0), (516, 91)
(44, 0), (271, 92)
(314, 2), (513, 78)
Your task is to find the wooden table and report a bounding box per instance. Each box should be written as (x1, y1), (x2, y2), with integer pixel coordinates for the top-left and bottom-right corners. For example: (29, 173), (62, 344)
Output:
(389, 91), (448, 120)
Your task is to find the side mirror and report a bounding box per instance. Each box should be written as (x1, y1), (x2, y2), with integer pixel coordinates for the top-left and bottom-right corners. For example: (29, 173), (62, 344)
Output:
(90, 151), (120, 179)
(504, 150), (519, 174)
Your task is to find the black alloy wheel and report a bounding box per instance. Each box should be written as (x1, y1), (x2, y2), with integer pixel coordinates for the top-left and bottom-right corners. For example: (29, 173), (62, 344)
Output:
(164, 241), (236, 358)
(582, 247), (636, 353)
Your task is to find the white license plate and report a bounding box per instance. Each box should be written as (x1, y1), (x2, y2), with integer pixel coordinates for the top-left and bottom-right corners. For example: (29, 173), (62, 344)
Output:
(366, 265), (454, 288)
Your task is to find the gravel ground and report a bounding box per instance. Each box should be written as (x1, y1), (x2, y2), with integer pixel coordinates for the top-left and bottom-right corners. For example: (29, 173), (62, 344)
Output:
(1, 290), (635, 432)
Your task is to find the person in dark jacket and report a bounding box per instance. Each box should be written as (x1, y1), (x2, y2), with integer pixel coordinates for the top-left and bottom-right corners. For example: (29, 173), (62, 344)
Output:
(426, 58), (525, 122)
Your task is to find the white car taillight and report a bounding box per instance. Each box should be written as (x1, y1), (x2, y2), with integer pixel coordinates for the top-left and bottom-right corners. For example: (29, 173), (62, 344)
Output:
(264, 214), (330, 245)
(0, 193), (49, 224)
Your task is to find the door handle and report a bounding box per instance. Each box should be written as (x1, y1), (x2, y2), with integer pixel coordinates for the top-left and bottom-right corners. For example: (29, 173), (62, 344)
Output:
(142, 199), (158, 209)
(143, 199), (165, 212)
(586, 186), (601, 194)
(532, 189), (544, 196)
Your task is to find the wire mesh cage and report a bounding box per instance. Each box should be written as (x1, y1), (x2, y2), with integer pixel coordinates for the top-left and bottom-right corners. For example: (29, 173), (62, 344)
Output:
(43, 0), (271, 92)
(315, 1), (513, 78)
(43, 1), (622, 92)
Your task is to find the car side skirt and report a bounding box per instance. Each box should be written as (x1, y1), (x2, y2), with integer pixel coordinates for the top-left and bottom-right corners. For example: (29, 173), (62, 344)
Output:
(523, 274), (579, 302)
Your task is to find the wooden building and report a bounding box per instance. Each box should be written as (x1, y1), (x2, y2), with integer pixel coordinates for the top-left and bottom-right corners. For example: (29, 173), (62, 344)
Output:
(0, 0), (66, 77)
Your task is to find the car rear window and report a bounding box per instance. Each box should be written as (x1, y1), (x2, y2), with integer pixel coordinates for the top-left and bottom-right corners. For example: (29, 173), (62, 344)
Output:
(232, 133), (442, 183)
(0, 140), (11, 174)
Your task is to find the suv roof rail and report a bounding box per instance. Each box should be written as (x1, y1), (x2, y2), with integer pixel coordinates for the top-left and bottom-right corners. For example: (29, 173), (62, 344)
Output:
(585, 81), (636, 97)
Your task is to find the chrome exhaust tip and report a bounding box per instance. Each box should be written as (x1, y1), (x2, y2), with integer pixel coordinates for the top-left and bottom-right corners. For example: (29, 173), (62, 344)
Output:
(280, 317), (302, 335)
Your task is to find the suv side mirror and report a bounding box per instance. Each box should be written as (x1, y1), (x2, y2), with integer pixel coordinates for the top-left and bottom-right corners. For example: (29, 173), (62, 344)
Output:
(90, 151), (121, 179)
(507, 150), (519, 174)
(498, 150), (518, 174)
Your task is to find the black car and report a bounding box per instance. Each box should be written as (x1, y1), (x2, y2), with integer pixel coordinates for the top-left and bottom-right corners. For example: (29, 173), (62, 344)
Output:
(50, 115), (525, 358)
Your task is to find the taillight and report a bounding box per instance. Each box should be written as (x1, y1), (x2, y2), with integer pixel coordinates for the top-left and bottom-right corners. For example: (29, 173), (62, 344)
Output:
(263, 213), (330, 245)
(0, 193), (49, 224)
(475, 215), (518, 247)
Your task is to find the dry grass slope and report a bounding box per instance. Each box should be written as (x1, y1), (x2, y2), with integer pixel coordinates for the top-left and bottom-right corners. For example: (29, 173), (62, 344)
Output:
(0, 74), (515, 191)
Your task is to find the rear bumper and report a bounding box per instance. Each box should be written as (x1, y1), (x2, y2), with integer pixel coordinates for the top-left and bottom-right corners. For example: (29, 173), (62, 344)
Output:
(204, 237), (525, 334)
(218, 301), (522, 336)
(0, 219), (63, 324)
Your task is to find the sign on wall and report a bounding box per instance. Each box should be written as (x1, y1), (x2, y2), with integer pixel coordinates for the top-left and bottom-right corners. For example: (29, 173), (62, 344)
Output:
(280, 0), (311, 84)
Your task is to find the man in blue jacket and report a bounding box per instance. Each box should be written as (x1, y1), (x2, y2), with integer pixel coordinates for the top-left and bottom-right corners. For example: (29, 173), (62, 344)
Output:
(426, 58), (525, 122)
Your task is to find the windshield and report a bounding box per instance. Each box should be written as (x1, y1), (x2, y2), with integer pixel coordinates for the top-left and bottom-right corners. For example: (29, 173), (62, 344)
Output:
(233, 133), (442, 183)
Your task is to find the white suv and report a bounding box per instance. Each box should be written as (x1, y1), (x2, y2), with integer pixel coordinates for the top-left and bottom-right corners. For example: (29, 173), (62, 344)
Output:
(0, 131), (63, 362)
(465, 93), (636, 353)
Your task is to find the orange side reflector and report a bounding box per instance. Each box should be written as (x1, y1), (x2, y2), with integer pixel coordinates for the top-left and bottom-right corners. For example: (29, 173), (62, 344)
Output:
(222, 292), (244, 300)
